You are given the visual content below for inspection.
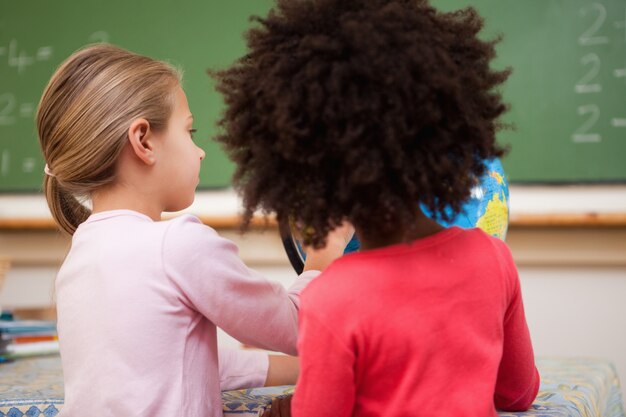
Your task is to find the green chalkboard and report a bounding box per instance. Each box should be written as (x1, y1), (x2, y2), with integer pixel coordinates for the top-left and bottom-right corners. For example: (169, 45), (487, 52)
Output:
(1, 0), (625, 191)
(0, 0), (274, 191)
(433, 0), (626, 182)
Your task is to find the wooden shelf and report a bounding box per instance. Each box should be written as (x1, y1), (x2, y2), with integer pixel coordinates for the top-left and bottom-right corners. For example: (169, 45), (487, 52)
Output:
(509, 213), (626, 227)
(2, 212), (626, 231)
(0, 214), (278, 231)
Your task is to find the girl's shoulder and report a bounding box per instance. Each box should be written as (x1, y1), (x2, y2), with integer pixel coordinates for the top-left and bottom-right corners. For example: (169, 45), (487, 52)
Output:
(161, 213), (220, 247)
(160, 214), (247, 269)
(163, 213), (204, 230)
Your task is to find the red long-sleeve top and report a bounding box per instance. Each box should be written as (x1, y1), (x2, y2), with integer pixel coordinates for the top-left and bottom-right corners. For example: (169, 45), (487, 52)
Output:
(292, 227), (540, 417)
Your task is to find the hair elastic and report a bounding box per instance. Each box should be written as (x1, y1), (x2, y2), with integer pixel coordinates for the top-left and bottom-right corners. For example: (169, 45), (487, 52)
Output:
(44, 164), (55, 177)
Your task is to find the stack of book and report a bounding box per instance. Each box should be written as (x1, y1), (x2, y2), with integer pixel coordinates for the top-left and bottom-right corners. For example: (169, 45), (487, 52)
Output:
(0, 319), (59, 362)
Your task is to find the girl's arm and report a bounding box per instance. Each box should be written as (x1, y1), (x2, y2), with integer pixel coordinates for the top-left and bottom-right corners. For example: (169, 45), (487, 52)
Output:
(291, 311), (356, 417)
(163, 216), (350, 356)
(492, 240), (540, 411)
(218, 348), (268, 390)
(265, 355), (300, 387)
(493, 282), (540, 411)
(218, 348), (299, 390)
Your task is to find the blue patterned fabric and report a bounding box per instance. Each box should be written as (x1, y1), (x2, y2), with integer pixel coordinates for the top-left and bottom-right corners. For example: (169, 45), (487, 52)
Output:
(222, 386), (294, 415)
(0, 356), (62, 417)
(0, 356), (624, 416)
(498, 358), (625, 417)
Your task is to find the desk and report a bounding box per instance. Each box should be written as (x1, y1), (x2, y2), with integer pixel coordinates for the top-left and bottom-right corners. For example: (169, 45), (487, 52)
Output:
(0, 356), (624, 417)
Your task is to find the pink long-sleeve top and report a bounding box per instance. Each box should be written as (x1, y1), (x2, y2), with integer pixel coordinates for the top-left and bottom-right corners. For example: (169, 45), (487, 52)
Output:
(55, 210), (317, 417)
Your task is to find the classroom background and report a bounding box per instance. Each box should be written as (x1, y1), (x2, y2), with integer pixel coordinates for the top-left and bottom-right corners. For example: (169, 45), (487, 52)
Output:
(0, 0), (625, 406)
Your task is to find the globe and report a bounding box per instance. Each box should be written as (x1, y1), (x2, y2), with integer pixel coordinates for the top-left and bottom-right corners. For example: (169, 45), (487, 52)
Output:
(280, 158), (510, 273)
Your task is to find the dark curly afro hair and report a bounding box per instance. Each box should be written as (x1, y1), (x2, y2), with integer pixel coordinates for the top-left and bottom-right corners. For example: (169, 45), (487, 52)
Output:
(212, 0), (510, 248)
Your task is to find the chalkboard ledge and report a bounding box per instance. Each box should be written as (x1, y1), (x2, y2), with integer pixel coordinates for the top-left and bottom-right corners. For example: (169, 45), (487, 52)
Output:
(508, 185), (626, 227)
(0, 185), (625, 230)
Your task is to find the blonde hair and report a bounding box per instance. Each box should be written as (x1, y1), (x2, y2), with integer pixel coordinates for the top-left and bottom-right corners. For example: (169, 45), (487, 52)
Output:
(36, 44), (181, 235)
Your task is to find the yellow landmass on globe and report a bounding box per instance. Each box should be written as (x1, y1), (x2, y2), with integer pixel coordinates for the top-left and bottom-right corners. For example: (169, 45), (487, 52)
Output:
(489, 170), (505, 185)
(476, 192), (508, 239)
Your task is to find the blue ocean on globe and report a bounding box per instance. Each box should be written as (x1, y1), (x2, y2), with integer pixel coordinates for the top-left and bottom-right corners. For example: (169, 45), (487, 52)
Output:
(421, 157), (510, 240)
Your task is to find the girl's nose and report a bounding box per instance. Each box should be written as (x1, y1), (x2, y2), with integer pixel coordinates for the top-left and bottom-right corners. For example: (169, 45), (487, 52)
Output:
(198, 146), (206, 160)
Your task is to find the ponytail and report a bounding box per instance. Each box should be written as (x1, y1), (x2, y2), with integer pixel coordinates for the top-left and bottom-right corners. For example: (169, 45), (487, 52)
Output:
(43, 175), (90, 235)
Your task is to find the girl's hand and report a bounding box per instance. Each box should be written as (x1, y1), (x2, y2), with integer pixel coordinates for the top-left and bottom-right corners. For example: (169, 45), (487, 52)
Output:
(303, 221), (354, 272)
(324, 221), (355, 252)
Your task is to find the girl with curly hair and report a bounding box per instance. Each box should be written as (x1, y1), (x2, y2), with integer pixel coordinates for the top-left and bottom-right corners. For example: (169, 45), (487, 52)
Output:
(213, 0), (540, 415)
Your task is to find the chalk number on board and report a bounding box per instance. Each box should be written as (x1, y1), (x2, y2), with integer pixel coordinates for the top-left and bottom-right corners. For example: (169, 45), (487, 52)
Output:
(573, 2), (626, 143)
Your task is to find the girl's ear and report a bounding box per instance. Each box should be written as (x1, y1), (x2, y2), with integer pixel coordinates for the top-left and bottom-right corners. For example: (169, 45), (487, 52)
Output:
(127, 118), (156, 166)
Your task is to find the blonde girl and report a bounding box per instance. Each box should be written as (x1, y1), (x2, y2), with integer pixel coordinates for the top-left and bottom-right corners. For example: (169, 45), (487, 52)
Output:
(37, 44), (350, 417)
